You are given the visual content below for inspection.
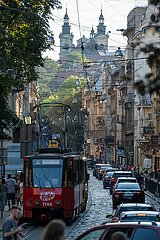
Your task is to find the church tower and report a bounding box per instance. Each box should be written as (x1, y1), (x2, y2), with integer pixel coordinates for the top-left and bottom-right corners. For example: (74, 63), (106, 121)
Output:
(97, 9), (106, 35)
(59, 8), (74, 59)
(95, 9), (109, 53)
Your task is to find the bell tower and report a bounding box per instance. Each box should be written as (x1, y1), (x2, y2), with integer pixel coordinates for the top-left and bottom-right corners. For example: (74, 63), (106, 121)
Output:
(59, 8), (74, 59)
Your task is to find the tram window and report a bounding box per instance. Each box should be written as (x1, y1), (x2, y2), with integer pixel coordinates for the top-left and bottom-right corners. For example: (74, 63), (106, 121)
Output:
(67, 160), (74, 187)
(24, 160), (29, 187)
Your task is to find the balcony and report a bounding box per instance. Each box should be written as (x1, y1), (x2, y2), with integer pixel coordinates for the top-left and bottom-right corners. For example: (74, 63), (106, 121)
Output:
(137, 97), (152, 108)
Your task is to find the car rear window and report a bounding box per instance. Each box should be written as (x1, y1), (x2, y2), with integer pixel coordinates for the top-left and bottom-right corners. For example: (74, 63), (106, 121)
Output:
(121, 215), (160, 222)
(119, 206), (155, 214)
(106, 172), (114, 177)
(101, 167), (109, 171)
(118, 179), (136, 183)
(132, 228), (159, 240)
(117, 183), (140, 190)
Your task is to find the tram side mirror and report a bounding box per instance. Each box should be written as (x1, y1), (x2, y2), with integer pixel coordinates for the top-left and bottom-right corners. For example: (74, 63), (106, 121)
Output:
(87, 173), (90, 181)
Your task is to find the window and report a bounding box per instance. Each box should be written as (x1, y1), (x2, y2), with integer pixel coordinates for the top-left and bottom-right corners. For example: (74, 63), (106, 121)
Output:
(132, 228), (158, 240)
(78, 228), (105, 240)
(24, 160), (29, 187)
(104, 227), (134, 240)
(32, 159), (63, 188)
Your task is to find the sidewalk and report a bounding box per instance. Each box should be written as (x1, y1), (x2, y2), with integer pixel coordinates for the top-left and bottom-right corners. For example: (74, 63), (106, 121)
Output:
(0, 206), (23, 240)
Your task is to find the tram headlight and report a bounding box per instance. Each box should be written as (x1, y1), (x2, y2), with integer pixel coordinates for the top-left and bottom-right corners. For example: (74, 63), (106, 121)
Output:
(55, 200), (61, 206)
(34, 200), (40, 205)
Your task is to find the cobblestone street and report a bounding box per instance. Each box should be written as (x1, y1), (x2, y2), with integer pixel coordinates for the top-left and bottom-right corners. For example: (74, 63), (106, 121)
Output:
(66, 170), (113, 239)
(2, 170), (160, 240)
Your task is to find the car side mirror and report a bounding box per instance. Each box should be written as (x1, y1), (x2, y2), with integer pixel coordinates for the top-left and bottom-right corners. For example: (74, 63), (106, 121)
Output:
(106, 214), (112, 219)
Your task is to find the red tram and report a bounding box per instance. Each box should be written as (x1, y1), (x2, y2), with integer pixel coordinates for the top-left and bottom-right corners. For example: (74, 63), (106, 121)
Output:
(23, 148), (89, 221)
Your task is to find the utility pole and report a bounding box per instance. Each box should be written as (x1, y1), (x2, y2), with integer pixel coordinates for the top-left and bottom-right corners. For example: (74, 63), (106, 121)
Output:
(114, 87), (117, 164)
(1, 140), (3, 219)
(63, 106), (67, 149)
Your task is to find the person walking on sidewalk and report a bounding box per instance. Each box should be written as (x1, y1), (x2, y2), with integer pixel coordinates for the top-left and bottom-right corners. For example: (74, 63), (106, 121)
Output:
(6, 175), (17, 210)
(3, 205), (24, 240)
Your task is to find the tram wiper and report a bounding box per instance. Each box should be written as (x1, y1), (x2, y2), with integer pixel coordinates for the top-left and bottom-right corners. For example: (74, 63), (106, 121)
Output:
(43, 174), (54, 190)
(35, 174), (42, 189)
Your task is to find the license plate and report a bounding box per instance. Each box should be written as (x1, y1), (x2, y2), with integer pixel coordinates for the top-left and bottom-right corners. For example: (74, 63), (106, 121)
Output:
(123, 193), (133, 198)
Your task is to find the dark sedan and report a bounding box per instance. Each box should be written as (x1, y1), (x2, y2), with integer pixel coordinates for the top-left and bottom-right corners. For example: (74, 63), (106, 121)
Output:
(103, 172), (114, 188)
(112, 182), (145, 209)
(110, 171), (133, 194)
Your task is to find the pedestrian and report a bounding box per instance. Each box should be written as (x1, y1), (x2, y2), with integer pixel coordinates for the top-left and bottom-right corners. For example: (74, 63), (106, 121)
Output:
(19, 181), (23, 206)
(128, 164), (132, 171)
(3, 205), (24, 240)
(111, 231), (127, 240)
(0, 176), (7, 209)
(15, 176), (20, 206)
(6, 174), (17, 211)
(42, 219), (66, 240)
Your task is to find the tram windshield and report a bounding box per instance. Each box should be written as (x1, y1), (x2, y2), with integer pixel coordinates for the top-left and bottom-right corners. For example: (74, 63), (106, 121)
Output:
(33, 159), (63, 188)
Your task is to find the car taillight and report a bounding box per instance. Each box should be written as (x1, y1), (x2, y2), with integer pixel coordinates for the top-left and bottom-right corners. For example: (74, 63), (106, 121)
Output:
(115, 191), (122, 197)
(100, 171), (102, 173)
(114, 218), (118, 222)
(112, 178), (116, 181)
(136, 192), (142, 195)
(105, 178), (110, 181)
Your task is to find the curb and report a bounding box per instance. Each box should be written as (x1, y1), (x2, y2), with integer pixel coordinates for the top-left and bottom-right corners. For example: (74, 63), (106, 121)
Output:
(145, 190), (160, 204)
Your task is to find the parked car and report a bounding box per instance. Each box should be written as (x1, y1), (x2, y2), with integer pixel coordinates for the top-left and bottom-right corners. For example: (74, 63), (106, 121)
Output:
(93, 163), (102, 176)
(103, 168), (119, 178)
(110, 171), (133, 194)
(87, 158), (93, 169)
(75, 222), (160, 240)
(103, 172), (114, 189)
(96, 164), (111, 179)
(113, 177), (138, 191)
(98, 166), (112, 180)
(119, 211), (160, 222)
(109, 203), (156, 222)
(112, 182), (145, 209)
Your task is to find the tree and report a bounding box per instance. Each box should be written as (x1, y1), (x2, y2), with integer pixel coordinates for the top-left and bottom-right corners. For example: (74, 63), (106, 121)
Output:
(38, 57), (59, 100)
(0, 0), (61, 138)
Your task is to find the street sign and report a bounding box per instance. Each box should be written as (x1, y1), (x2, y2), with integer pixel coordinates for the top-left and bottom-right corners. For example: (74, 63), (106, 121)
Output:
(116, 149), (122, 156)
(87, 139), (90, 144)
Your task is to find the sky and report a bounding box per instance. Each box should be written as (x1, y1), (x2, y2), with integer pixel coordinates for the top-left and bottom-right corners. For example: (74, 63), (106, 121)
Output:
(44, 0), (148, 60)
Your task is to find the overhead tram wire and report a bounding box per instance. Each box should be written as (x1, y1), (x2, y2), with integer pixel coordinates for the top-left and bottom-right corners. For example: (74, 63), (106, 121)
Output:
(75, 0), (90, 93)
